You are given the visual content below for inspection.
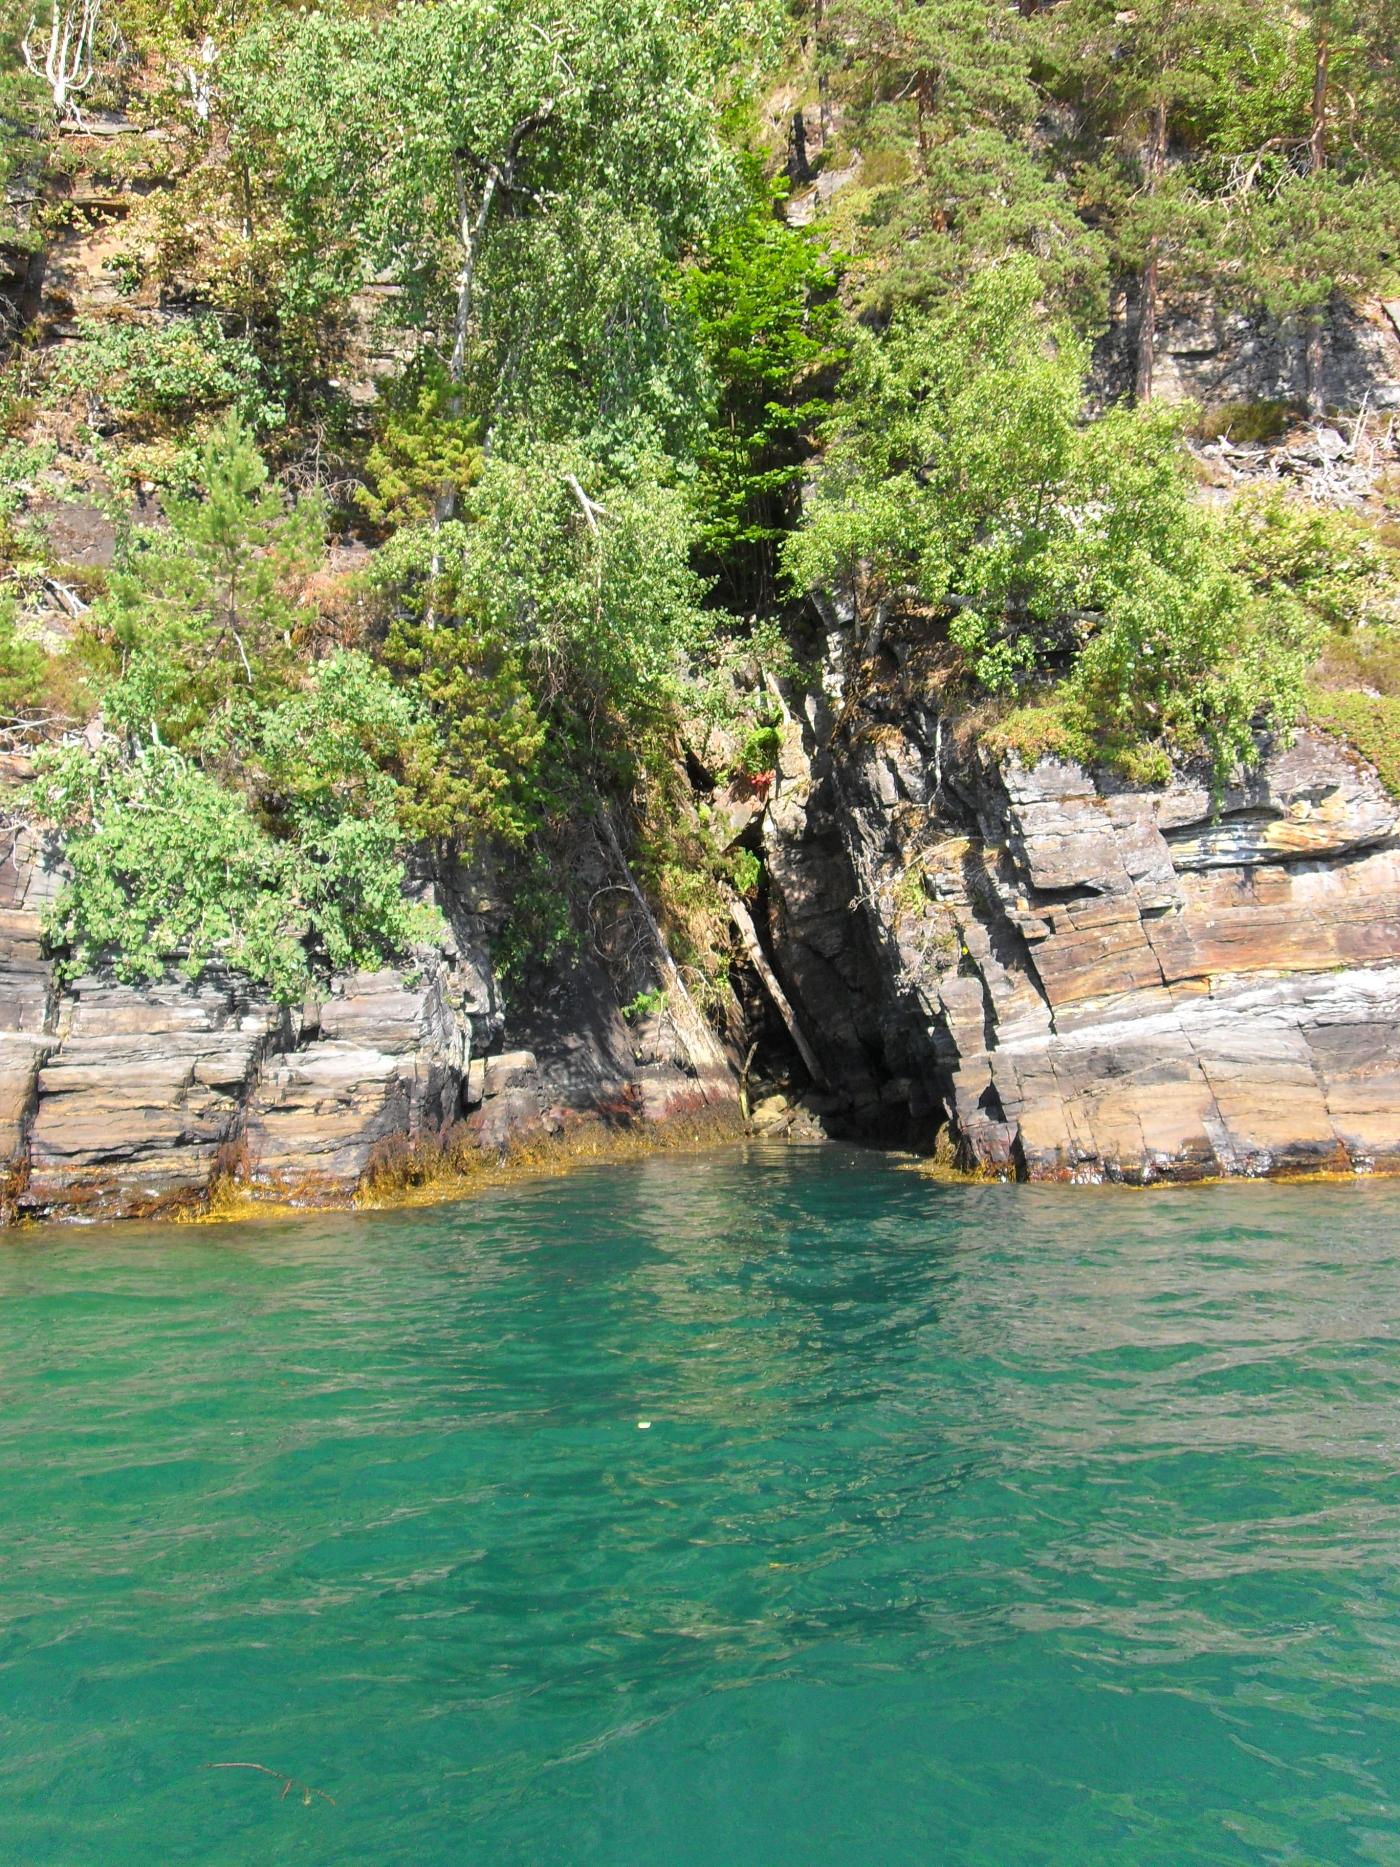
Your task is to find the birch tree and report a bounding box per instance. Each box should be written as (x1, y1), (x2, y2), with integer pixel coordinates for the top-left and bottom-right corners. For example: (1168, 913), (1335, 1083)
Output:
(226, 0), (733, 453)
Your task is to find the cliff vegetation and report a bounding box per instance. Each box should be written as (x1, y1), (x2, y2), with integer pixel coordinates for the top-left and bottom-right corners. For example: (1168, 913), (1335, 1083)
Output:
(1, 0), (1398, 1027)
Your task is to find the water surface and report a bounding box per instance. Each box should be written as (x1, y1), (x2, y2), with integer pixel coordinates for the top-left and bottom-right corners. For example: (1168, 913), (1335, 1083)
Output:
(3, 1148), (1400, 1863)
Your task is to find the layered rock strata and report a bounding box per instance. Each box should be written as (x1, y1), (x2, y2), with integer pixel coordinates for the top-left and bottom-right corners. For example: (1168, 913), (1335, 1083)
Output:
(0, 840), (738, 1222)
(764, 685), (1400, 1180)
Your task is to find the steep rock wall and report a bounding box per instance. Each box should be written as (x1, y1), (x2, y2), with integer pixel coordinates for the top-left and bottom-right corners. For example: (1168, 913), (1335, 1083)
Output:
(762, 671), (1400, 1181)
(0, 827), (738, 1223)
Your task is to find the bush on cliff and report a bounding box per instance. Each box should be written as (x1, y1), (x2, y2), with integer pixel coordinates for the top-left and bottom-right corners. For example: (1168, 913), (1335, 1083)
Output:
(33, 655), (440, 1004)
(785, 259), (1319, 781)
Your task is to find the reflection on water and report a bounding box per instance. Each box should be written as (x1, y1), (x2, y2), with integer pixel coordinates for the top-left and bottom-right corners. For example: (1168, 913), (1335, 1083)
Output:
(2, 1148), (1400, 1863)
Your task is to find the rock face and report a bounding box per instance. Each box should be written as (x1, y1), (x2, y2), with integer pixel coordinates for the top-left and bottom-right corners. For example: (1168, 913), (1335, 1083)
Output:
(1093, 290), (1400, 411)
(242, 968), (466, 1197)
(763, 674), (1400, 1179)
(0, 841), (739, 1222)
(25, 973), (285, 1215)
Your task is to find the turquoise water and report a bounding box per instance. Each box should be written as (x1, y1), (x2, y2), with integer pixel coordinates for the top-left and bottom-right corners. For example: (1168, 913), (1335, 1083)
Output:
(3, 1150), (1400, 1863)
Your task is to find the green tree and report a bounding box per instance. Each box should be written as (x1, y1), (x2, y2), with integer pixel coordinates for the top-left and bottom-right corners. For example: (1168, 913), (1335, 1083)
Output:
(34, 653), (440, 1002)
(682, 185), (844, 611)
(370, 443), (714, 841)
(786, 260), (1314, 778)
(99, 412), (323, 743)
(225, 0), (735, 459)
(1035, 0), (1281, 400)
(1223, 1), (1400, 412)
(813, 0), (1106, 318)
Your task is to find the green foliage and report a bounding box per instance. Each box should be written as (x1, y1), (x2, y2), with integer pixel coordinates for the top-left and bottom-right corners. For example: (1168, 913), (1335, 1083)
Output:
(48, 316), (283, 434)
(33, 740), (308, 998)
(1223, 490), (1400, 635)
(359, 363), (482, 531)
(989, 693), (1177, 787)
(1305, 686), (1400, 799)
(736, 720), (782, 775)
(682, 183), (844, 606)
(29, 416), (434, 997)
(727, 845), (762, 896)
(380, 613), (549, 850)
(815, 0), (1108, 319)
(34, 653), (440, 1002)
(1230, 169), (1400, 325)
(99, 413), (323, 744)
(787, 260), (1315, 779)
(621, 985), (668, 1021)
(0, 438), (54, 523)
(225, 0), (737, 455)
(440, 447), (710, 722)
(371, 443), (716, 850)
(0, 603), (50, 720)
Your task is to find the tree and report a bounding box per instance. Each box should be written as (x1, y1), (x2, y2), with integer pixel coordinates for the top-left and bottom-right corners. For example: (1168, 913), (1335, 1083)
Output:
(21, 0), (101, 119)
(98, 413), (323, 744)
(34, 654), (439, 1002)
(785, 260), (1315, 778)
(1035, 0), (1278, 400)
(682, 185), (843, 611)
(1223, 1), (1400, 413)
(816, 0), (1106, 319)
(225, 0), (734, 460)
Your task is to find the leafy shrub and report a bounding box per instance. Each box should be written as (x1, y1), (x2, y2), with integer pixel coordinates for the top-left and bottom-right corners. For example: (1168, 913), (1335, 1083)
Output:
(787, 258), (1319, 783)
(99, 414), (323, 745)
(48, 317), (284, 434)
(0, 439), (55, 523)
(682, 185), (844, 607)
(34, 741), (310, 1000)
(358, 361), (482, 530)
(736, 720), (782, 775)
(34, 658), (440, 1004)
(728, 846), (762, 896)
(0, 604), (51, 722)
(1224, 491), (1400, 636)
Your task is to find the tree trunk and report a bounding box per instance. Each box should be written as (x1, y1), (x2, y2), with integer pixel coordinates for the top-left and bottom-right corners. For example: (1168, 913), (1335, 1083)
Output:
(788, 108), (812, 185)
(1304, 306), (1328, 418)
(1134, 95), (1168, 405)
(1310, 7), (1331, 173)
(726, 892), (828, 1090)
(1304, 8), (1331, 418)
(814, 0), (831, 145)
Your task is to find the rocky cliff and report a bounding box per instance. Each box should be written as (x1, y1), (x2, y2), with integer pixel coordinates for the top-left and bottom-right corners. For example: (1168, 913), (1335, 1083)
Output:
(758, 635), (1400, 1182)
(5, 658), (1399, 1216)
(0, 798), (738, 1222)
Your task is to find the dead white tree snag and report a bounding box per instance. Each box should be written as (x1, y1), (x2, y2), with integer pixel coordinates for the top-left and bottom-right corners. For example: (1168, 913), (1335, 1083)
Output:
(23, 0), (102, 120)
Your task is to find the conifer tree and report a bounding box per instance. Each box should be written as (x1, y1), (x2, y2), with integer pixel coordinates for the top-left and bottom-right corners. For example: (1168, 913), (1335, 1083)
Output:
(101, 413), (323, 743)
(1036, 0), (1277, 400)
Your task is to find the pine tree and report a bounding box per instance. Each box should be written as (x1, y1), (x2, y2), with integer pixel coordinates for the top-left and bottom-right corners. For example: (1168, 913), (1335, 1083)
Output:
(102, 413), (324, 743)
(1036, 0), (1280, 400)
(817, 0), (1105, 318)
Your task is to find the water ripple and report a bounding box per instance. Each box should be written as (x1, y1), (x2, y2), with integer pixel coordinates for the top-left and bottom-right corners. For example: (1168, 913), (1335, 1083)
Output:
(1, 1151), (1399, 1862)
